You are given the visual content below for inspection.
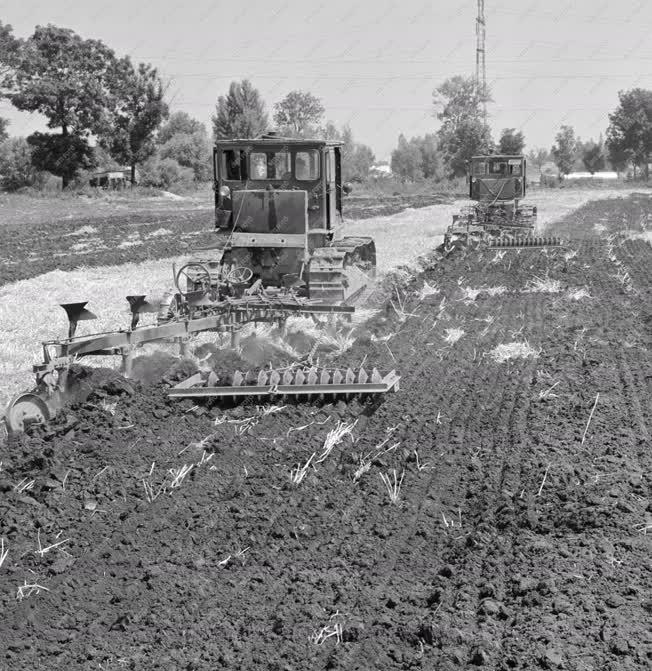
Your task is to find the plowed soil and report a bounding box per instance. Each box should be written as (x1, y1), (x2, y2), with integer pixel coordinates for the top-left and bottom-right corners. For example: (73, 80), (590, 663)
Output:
(0, 194), (451, 287)
(0, 195), (651, 670)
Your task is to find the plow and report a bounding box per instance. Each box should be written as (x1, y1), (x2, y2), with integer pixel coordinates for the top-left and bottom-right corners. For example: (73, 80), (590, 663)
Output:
(5, 290), (399, 433)
(4, 132), (400, 434)
(444, 154), (565, 251)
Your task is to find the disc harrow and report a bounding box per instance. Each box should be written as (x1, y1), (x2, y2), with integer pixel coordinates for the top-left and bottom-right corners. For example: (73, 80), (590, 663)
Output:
(488, 236), (564, 249)
(169, 366), (400, 402)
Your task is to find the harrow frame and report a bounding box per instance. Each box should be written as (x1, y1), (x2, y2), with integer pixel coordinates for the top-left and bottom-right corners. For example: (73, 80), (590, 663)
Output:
(169, 367), (400, 401)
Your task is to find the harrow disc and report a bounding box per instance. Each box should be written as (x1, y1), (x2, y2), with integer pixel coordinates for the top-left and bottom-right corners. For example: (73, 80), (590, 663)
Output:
(168, 367), (400, 401)
(5, 392), (51, 433)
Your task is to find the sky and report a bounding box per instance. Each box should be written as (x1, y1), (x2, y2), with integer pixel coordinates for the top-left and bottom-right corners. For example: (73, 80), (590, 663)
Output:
(2, 0), (652, 161)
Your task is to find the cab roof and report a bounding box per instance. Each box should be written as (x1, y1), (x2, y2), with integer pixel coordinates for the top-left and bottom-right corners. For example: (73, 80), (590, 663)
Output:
(215, 131), (343, 149)
(471, 154), (525, 160)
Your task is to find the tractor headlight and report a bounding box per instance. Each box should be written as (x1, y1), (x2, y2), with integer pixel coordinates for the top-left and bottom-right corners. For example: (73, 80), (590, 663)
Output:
(219, 185), (231, 198)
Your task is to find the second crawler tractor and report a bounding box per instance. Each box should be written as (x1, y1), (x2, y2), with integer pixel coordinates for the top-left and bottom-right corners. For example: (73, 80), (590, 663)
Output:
(445, 154), (560, 249)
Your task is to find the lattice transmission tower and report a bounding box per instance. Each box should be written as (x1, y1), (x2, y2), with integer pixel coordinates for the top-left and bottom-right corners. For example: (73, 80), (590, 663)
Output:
(476, 0), (487, 125)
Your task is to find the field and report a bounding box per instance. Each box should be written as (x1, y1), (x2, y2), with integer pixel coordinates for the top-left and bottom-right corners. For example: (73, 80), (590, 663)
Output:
(0, 190), (651, 669)
(0, 187), (645, 412)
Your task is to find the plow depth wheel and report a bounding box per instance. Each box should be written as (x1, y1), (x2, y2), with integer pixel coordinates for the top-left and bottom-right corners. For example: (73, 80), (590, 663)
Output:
(5, 393), (51, 433)
(157, 290), (184, 324)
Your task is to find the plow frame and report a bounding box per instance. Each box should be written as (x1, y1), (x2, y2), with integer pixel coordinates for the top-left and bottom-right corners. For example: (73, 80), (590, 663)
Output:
(5, 295), (386, 433)
(40, 299), (354, 362)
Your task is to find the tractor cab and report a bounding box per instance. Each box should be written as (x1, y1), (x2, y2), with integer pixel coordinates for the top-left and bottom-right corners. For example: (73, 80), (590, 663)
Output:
(204, 132), (373, 298)
(213, 132), (347, 247)
(468, 154), (527, 203)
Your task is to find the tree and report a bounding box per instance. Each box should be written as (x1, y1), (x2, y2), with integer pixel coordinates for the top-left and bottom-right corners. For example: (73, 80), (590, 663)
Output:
(212, 80), (268, 140)
(348, 143), (375, 182)
(9, 24), (119, 186)
(390, 134), (443, 181)
(572, 138), (590, 171)
(418, 134), (443, 179)
(336, 124), (374, 182)
(551, 125), (578, 176)
(273, 90), (325, 136)
(157, 112), (211, 181)
(498, 128), (525, 154)
(0, 137), (38, 190)
(606, 88), (652, 179)
(582, 141), (606, 174)
(606, 143), (633, 174)
(101, 60), (168, 183)
(319, 121), (342, 142)
(0, 117), (8, 142)
(391, 134), (424, 181)
(158, 111), (205, 144)
(0, 21), (21, 95)
(27, 132), (95, 184)
(338, 124), (354, 171)
(433, 75), (492, 177)
(159, 130), (211, 181)
(527, 148), (550, 172)
(440, 117), (492, 177)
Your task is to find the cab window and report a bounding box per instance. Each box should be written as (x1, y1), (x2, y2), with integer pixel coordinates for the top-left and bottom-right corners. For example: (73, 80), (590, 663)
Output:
(490, 161), (507, 175)
(222, 150), (245, 180)
(249, 151), (291, 179)
(326, 151), (335, 182)
(296, 150), (320, 180)
(473, 162), (487, 175)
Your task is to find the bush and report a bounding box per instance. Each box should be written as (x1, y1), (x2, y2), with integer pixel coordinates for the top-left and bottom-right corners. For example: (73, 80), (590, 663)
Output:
(0, 137), (39, 190)
(354, 175), (467, 198)
(140, 156), (195, 190)
(158, 132), (211, 181)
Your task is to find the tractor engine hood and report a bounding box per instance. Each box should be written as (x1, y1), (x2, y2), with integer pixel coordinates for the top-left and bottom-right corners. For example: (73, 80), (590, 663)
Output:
(231, 189), (308, 234)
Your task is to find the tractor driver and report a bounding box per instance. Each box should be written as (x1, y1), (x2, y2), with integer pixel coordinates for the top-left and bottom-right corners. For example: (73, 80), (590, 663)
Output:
(250, 153), (267, 180)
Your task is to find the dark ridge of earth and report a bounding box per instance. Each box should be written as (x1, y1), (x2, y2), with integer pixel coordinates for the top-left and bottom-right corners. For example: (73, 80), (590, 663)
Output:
(0, 193), (453, 287)
(0, 196), (650, 670)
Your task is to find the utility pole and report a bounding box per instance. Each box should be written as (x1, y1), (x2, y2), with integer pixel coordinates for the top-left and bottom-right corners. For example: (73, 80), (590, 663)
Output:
(476, 0), (487, 125)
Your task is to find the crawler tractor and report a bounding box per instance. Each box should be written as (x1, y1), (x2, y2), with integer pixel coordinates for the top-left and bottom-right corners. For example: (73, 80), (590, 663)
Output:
(166, 131), (376, 311)
(444, 154), (561, 249)
(5, 133), (397, 434)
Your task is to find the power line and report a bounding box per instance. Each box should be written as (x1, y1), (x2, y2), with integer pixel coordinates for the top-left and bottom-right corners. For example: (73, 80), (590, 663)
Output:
(488, 1), (651, 27)
(165, 102), (619, 112)
(162, 72), (652, 82)
(130, 53), (652, 66)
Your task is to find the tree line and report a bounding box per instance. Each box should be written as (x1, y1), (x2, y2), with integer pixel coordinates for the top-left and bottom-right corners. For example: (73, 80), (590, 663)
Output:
(3, 21), (652, 190)
(0, 22), (374, 190)
(389, 75), (652, 182)
(211, 82), (376, 182)
(550, 90), (652, 179)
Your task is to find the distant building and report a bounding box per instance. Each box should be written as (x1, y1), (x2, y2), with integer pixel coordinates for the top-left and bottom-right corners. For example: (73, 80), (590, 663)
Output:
(89, 168), (139, 189)
(564, 171), (618, 180)
(370, 164), (392, 177)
